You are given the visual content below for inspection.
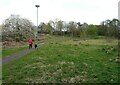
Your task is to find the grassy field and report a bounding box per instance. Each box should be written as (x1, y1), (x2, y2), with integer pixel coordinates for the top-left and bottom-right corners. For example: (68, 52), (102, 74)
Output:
(2, 35), (119, 83)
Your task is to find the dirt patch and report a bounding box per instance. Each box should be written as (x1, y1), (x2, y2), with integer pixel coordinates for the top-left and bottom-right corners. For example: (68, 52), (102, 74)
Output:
(2, 41), (26, 48)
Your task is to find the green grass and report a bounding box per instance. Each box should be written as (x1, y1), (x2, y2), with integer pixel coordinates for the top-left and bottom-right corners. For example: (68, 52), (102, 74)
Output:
(0, 48), (2, 84)
(2, 46), (27, 58)
(0, 73), (1, 84)
(2, 35), (119, 83)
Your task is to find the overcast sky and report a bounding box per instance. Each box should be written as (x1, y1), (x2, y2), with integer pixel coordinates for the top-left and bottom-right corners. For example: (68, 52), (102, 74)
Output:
(0, 0), (119, 25)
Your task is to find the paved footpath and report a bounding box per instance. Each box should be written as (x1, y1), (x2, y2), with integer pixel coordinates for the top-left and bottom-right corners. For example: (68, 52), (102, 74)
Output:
(1, 43), (44, 64)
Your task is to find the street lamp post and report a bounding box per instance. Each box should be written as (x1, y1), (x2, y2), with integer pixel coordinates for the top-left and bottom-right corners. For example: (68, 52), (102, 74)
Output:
(35, 5), (40, 38)
(118, 26), (120, 57)
(118, 1), (120, 61)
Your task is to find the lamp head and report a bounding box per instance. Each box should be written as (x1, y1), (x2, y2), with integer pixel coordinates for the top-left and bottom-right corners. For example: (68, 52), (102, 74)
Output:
(35, 5), (40, 8)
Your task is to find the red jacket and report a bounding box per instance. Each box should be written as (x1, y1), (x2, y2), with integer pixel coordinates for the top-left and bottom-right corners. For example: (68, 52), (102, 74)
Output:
(28, 39), (33, 44)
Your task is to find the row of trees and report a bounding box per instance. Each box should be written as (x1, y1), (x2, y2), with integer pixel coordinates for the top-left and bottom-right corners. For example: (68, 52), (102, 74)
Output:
(38, 19), (96, 38)
(38, 18), (120, 38)
(98, 19), (120, 38)
(1, 15), (120, 42)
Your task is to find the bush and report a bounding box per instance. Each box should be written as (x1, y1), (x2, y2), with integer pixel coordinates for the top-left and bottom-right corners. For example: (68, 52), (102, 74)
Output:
(86, 25), (98, 38)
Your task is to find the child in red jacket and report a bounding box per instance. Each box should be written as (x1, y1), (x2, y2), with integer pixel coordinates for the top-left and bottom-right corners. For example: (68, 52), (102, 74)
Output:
(28, 39), (33, 49)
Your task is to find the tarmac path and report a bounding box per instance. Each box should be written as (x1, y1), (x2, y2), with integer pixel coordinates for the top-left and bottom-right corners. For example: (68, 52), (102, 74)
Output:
(1, 43), (44, 64)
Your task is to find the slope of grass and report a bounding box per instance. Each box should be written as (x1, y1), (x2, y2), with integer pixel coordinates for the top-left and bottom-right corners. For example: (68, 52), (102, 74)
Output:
(2, 35), (119, 83)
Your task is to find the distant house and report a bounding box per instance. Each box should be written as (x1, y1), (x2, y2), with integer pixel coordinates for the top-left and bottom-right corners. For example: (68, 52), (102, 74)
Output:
(81, 23), (88, 28)
(77, 22), (88, 29)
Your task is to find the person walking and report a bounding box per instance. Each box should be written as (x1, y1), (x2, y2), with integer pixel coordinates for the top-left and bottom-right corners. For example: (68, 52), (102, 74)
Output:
(28, 39), (33, 49)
